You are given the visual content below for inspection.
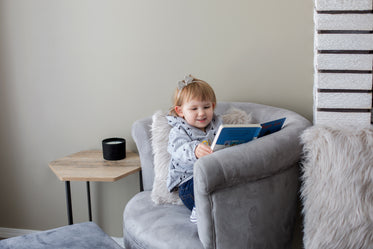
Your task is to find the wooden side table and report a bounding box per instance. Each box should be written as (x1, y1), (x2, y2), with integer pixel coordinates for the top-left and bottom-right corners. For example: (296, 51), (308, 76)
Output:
(49, 150), (141, 225)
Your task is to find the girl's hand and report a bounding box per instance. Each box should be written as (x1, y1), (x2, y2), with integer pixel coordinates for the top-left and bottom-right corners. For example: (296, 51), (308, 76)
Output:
(195, 143), (213, 159)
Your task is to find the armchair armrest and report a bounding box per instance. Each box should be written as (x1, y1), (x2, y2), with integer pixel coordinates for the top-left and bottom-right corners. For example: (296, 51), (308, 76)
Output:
(195, 121), (305, 194)
(194, 116), (310, 249)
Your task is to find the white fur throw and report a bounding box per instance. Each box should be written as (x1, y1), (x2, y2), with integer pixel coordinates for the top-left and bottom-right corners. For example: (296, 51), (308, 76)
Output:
(300, 125), (373, 249)
(150, 108), (252, 205)
(151, 111), (182, 205)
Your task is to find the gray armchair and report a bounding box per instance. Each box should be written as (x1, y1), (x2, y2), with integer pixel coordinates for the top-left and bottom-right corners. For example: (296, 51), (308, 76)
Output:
(123, 102), (311, 249)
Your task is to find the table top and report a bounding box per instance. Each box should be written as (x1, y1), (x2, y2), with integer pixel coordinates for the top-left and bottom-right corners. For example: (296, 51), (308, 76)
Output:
(49, 150), (141, 182)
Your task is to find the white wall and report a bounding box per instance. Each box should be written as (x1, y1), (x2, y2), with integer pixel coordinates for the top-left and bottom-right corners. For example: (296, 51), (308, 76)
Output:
(0, 0), (314, 236)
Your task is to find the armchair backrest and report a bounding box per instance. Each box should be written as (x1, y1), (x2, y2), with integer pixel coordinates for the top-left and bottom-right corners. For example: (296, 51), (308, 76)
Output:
(131, 102), (308, 191)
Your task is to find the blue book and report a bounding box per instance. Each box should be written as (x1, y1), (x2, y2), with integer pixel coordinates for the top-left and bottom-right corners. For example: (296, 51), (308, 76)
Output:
(258, 117), (286, 138)
(211, 124), (262, 151)
(211, 118), (286, 151)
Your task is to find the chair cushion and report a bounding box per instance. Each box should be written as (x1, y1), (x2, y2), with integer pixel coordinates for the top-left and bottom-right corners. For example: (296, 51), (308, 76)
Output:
(0, 222), (122, 249)
(123, 191), (204, 249)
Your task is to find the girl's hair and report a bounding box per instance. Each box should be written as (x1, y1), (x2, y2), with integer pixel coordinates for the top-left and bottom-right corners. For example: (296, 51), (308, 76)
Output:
(170, 75), (217, 116)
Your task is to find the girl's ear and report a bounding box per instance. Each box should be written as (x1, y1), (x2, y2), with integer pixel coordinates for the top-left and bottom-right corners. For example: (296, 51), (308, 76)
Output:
(212, 103), (216, 109)
(175, 106), (183, 117)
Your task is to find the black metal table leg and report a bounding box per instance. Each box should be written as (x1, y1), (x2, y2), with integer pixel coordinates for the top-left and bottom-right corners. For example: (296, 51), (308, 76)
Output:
(139, 170), (144, 192)
(86, 181), (92, 221)
(65, 181), (73, 225)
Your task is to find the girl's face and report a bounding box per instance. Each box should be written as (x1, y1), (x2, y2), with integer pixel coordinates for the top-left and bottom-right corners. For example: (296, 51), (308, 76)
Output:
(175, 99), (215, 131)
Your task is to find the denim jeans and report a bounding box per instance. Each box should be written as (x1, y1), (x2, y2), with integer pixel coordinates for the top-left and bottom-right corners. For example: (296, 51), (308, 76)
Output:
(178, 178), (194, 211)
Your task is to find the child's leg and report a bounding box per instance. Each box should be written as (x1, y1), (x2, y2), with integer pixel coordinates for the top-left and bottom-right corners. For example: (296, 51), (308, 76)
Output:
(178, 178), (194, 211)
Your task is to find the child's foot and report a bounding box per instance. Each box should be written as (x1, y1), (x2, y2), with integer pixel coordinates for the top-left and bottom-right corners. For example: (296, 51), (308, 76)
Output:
(190, 207), (197, 223)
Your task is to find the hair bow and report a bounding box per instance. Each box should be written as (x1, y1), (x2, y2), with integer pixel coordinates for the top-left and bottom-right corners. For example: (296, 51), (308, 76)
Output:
(177, 75), (194, 90)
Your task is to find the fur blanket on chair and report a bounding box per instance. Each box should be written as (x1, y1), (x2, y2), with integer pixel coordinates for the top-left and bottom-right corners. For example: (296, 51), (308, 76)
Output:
(300, 125), (373, 249)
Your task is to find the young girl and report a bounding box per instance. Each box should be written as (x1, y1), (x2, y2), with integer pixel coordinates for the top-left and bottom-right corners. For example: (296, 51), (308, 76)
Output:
(167, 75), (222, 223)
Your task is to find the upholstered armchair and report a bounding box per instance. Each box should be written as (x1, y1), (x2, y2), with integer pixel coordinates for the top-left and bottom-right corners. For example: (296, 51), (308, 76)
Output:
(123, 102), (311, 249)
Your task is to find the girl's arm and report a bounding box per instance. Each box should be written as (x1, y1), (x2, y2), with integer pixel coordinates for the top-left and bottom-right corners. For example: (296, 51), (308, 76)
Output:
(168, 128), (200, 165)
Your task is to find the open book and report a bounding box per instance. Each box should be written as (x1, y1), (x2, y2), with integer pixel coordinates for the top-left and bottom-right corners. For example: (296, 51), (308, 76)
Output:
(211, 117), (286, 151)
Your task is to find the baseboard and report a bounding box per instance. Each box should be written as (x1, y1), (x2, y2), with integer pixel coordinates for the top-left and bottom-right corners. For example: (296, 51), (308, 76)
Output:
(0, 227), (40, 239)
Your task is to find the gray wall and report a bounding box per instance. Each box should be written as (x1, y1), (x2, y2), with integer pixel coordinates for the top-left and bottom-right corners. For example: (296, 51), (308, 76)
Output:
(0, 0), (313, 236)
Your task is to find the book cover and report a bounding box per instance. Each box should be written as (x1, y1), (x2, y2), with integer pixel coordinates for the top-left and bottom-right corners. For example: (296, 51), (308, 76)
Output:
(258, 117), (286, 138)
(211, 117), (286, 152)
(211, 124), (262, 151)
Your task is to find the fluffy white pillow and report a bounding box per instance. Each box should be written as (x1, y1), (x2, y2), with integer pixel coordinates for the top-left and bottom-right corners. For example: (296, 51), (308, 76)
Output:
(221, 107), (253, 124)
(151, 111), (182, 205)
(150, 108), (252, 205)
